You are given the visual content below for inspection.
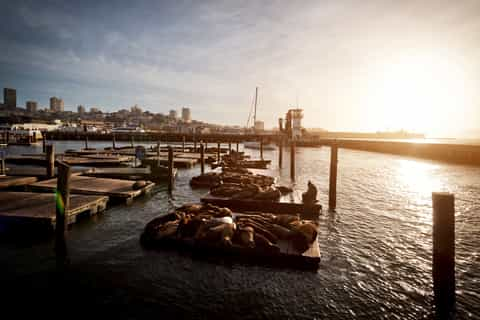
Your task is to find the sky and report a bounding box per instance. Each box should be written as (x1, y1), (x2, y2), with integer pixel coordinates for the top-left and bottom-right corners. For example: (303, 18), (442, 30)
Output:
(1, 0), (479, 136)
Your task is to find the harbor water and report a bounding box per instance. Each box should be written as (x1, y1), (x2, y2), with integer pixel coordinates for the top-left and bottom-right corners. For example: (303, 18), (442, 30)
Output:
(0, 141), (479, 319)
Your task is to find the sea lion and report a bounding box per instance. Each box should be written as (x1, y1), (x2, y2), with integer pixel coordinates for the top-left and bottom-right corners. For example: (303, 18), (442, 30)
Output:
(254, 233), (280, 254)
(302, 181), (318, 204)
(276, 186), (293, 195)
(234, 226), (255, 248)
(132, 180), (147, 190)
(275, 214), (300, 227)
(270, 224), (293, 240)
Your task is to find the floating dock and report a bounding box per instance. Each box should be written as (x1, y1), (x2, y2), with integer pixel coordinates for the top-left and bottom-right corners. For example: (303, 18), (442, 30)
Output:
(142, 157), (196, 169)
(0, 176), (38, 190)
(0, 192), (108, 233)
(6, 155), (129, 167)
(28, 175), (155, 204)
(201, 195), (322, 219)
(83, 166), (176, 182)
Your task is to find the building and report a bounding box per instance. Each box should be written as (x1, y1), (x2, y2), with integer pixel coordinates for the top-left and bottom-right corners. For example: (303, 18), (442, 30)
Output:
(131, 105), (142, 115)
(169, 109), (177, 120)
(181, 107), (191, 123)
(26, 101), (38, 113)
(50, 97), (64, 112)
(254, 120), (264, 132)
(285, 108), (303, 140)
(3, 88), (16, 109)
(77, 105), (86, 114)
(90, 107), (101, 113)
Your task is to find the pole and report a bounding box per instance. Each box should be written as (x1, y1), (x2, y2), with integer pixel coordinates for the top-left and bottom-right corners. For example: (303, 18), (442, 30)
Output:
(0, 155), (5, 175)
(200, 143), (205, 175)
(194, 138), (197, 153)
(278, 138), (283, 169)
(84, 135), (89, 150)
(42, 132), (46, 153)
(229, 142), (232, 154)
(182, 136), (185, 153)
(432, 192), (455, 317)
(168, 146), (174, 193)
(254, 87), (258, 127)
(112, 134), (116, 150)
(236, 142), (239, 152)
(217, 142), (221, 162)
(260, 138), (264, 160)
(55, 161), (70, 262)
(328, 144), (338, 211)
(130, 135), (134, 148)
(290, 140), (295, 181)
(157, 141), (161, 168)
(46, 144), (55, 178)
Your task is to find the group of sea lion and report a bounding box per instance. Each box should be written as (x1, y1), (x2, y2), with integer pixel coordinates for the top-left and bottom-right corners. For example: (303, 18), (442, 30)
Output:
(210, 183), (290, 201)
(140, 203), (318, 254)
(190, 169), (275, 189)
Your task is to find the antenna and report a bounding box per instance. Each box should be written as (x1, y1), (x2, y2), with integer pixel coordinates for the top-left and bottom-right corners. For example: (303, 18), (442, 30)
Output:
(254, 87), (258, 125)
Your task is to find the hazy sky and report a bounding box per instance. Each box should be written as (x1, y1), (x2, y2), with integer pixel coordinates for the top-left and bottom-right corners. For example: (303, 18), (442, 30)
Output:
(1, 0), (479, 136)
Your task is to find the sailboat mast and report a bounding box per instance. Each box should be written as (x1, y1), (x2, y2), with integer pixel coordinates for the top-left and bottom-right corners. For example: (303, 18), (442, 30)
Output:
(254, 86), (258, 126)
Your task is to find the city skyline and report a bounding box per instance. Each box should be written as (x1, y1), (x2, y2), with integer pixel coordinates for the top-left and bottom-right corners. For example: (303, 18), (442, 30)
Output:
(1, 1), (479, 136)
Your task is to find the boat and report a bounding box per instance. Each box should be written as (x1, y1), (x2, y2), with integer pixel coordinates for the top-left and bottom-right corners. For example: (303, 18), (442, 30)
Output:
(243, 87), (276, 150)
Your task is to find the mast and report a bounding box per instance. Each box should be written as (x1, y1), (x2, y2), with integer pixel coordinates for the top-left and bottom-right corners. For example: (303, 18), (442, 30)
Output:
(254, 86), (258, 127)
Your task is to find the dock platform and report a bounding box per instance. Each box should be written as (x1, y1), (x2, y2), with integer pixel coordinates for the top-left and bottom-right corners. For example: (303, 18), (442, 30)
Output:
(28, 175), (155, 204)
(0, 192), (108, 232)
(201, 195), (322, 219)
(0, 176), (38, 190)
(142, 157), (196, 169)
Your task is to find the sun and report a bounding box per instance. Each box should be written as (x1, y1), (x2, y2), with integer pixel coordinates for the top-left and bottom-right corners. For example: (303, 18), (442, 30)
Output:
(363, 52), (468, 136)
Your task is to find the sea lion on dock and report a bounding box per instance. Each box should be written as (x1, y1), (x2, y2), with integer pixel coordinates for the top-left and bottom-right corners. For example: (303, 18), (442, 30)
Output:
(254, 233), (280, 254)
(234, 226), (255, 248)
(302, 181), (318, 204)
(275, 215), (299, 227)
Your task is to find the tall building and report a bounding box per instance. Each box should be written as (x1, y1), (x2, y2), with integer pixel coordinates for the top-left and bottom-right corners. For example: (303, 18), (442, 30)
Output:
(50, 97), (64, 112)
(3, 88), (16, 109)
(181, 107), (191, 123)
(77, 105), (86, 114)
(26, 101), (38, 113)
(169, 109), (177, 120)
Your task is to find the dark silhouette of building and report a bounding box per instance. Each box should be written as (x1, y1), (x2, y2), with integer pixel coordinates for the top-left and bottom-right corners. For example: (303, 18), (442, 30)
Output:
(3, 88), (16, 109)
(50, 97), (64, 112)
(26, 101), (38, 113)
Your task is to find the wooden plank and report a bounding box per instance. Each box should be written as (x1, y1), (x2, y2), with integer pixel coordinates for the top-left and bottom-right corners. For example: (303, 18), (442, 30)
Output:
(201, 195), (322, 219)
(0, 192), (108, 226)
(0, 176), (38, 189)
(28, 175), (155, 201)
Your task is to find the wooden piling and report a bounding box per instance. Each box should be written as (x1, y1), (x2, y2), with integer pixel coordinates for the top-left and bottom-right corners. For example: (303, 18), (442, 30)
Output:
(84, 135), (89, 150)
(168, 146), (174, 193)
(182, 136), (186, 153)
(0, 156), (5, 176)
(6, 131), (9, 144)
(157, 141), (161, 167)
(130, 135), (134, 148)
(432, 192), (455, 317)
(46, 144), (55, 178)
(278, 138), (283, 169)
(236, 142), (239, 152)
(200, 143), (205, 175)
(217, 142), (221, 162)
(229, 142), (232, 154)
(328, 144), (338, 211)
(55, 161), (70, 260)
(290, 140), (295, 181)
(112, 134), (116, 149)
(42, 132), (46, 153)
(260, 139), (264, 160)
(194, 139), (197, 153)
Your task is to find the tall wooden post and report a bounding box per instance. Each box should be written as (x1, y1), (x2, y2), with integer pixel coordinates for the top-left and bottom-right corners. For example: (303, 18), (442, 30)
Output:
(168, 146), (174, 193)
(6, 131), (9, 145)
(228, 142), (232, 154)
(200, 143), (205, 175)
(157, 141), (161, 167)
(432, 192), (455, 317)
(0, 155), (5, 175)
(112, 134), (116, 150)
(236, 142), (239, 152)
(329, 144), (338, 211)
(205, 141), (208, 151)
(84, 135), (89, 150)
(46, 144), (55, 178)
(194, 139), (197, 153)
(130, 135), (134, 148)
(217, 142), (221, 162)
(42, 132), (46, 153)
(278, 138), (283, 169)
(182, 136), (186, 153)
(260, 139), (264, 160)
(55, 161), (70, 261)
(290, 140), (295, 181)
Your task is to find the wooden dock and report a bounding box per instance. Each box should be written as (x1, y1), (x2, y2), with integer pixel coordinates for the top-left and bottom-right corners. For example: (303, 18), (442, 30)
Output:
(28, 175), (155, 204)
(0, 192), (108, 232)
(0, 176), (38, 189)
(142, 157), (196, 169)
(6, 155), (129, 167)
(201, 195), (322, 219)
(82, 166), (177, 181)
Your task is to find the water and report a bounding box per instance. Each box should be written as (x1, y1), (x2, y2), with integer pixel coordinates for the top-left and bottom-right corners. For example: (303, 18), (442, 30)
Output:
(1, 141), (479, 319)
